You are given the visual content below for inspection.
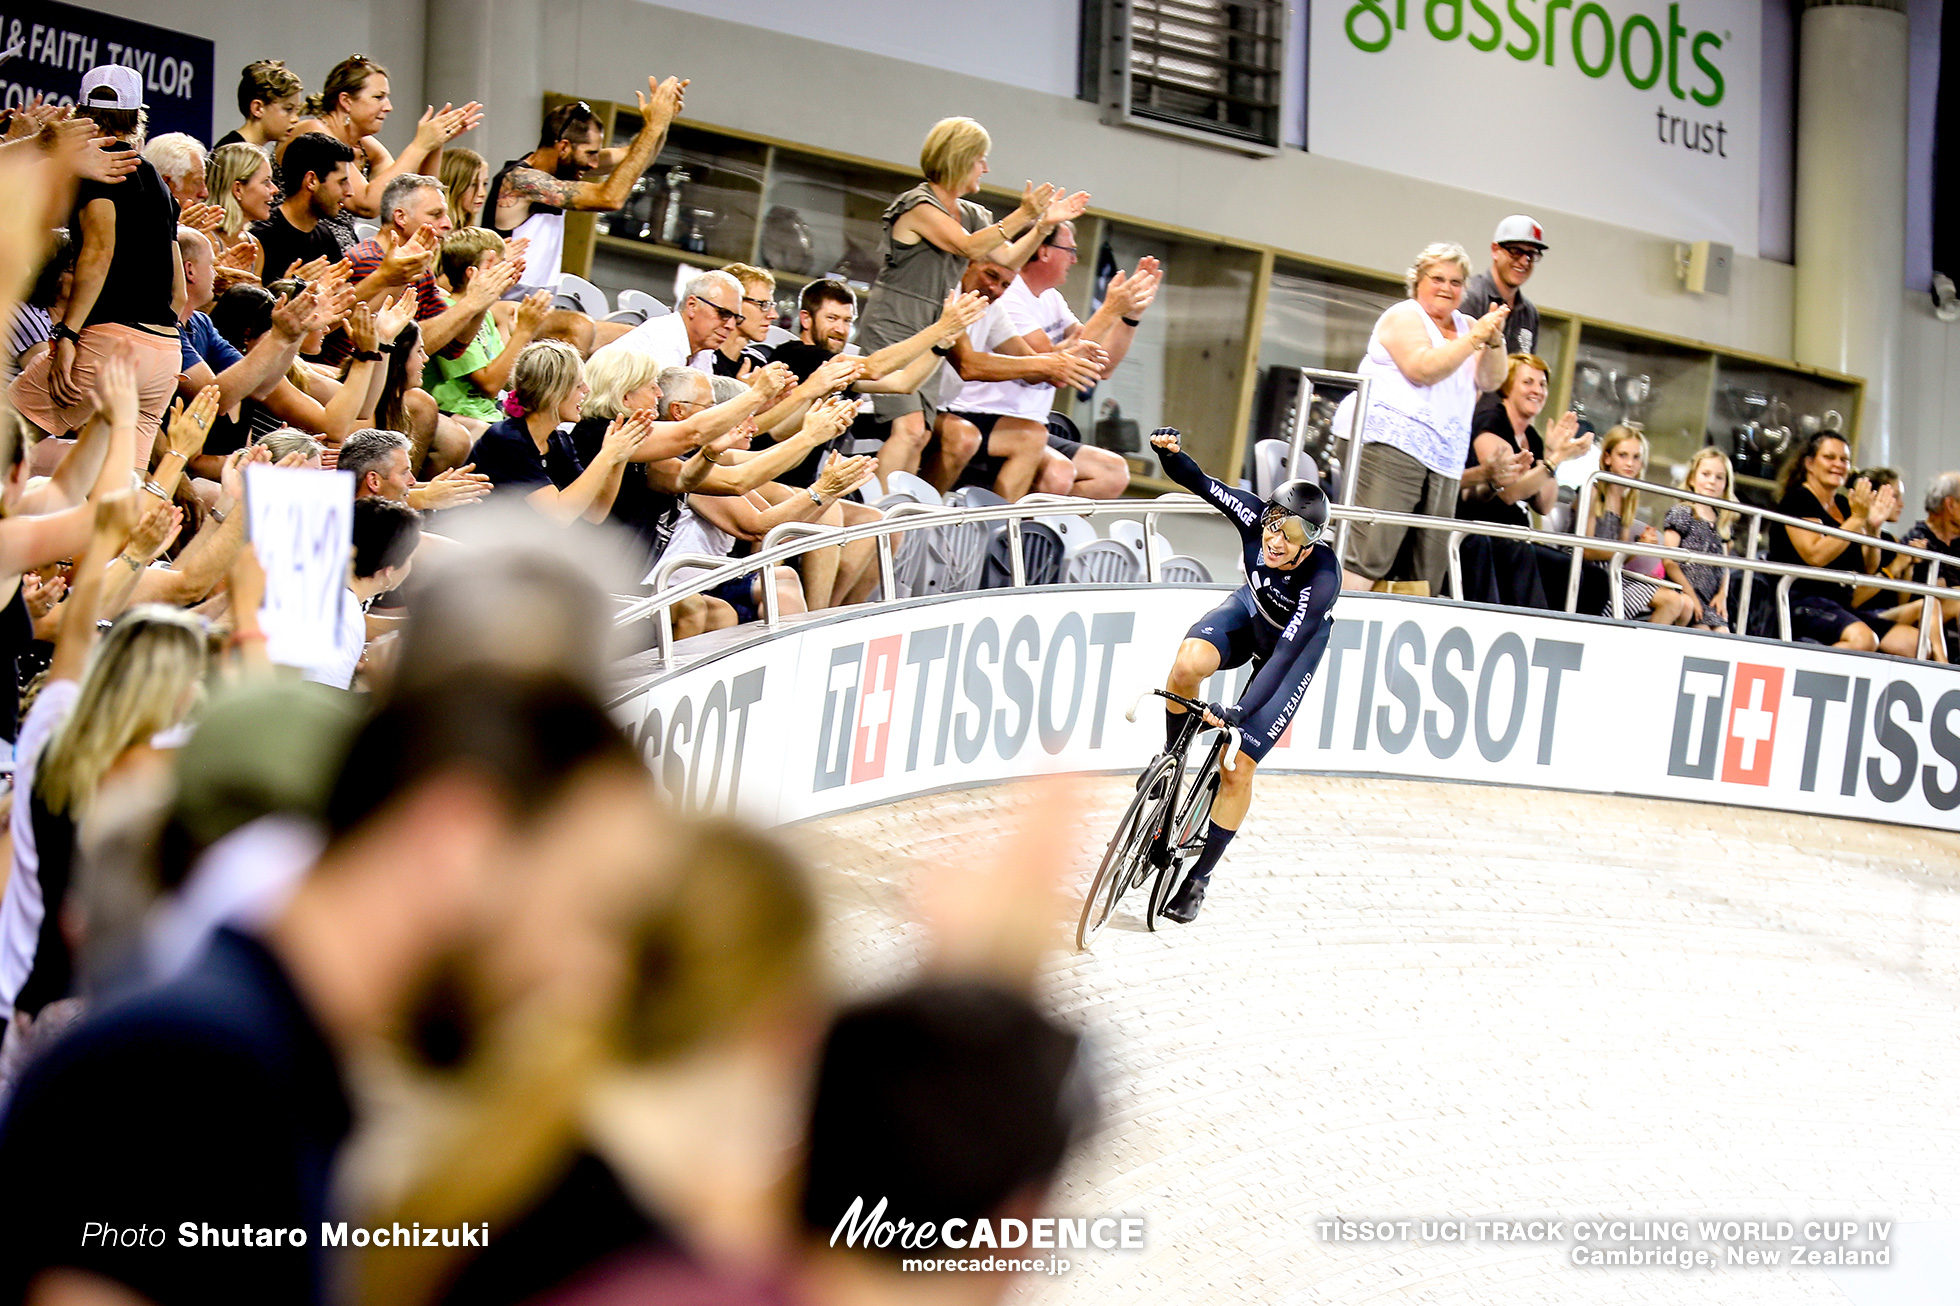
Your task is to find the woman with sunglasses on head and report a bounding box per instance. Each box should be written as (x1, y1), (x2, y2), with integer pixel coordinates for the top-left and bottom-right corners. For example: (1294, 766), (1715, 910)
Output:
(1149, 426), (1340, 924)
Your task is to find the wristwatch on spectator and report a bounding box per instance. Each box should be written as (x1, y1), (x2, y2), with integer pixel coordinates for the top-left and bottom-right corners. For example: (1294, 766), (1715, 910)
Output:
(50, 323), (82, 346)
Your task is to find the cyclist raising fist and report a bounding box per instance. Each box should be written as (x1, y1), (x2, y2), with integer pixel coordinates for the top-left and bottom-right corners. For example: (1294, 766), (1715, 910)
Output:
(1150, 427), (1340, 923)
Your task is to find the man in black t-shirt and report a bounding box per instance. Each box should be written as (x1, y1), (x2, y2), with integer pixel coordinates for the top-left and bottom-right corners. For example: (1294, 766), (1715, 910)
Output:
(1460, 215), (1545, 358)
(10, 66), (184, 447)
(251, 132), (360, 283)
(0, 678), (651, 1306)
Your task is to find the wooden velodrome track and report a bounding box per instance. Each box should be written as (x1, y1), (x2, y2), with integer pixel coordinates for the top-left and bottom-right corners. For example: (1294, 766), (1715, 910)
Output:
(799, 774), (1960, 1305)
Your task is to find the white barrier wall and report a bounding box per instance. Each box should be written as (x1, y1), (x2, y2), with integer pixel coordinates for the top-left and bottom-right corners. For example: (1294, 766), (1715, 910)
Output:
(612, 590), (1960, 833)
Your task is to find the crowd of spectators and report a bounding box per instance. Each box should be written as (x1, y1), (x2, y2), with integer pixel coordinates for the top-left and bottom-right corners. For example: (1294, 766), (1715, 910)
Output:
(0, 42), (1950, 1306)
(0, 56), (1119, 1306)
(1342, 223), (1956, 661)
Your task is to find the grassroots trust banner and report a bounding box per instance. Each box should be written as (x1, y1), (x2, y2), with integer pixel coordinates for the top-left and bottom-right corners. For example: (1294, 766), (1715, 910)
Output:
(1307, 0), (1763, 255)
(609, 589), (1960, 832)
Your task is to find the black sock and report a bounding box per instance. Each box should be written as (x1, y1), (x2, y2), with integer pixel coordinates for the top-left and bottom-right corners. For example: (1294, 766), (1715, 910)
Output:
(1164, 707), (1192, 754)
(1186, 822), (1237, 885)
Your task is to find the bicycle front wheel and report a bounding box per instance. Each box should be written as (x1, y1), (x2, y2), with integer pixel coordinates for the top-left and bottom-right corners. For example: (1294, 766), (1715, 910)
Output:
(1148, 739), (1224, 929)
(1077, 755), (1178, 951)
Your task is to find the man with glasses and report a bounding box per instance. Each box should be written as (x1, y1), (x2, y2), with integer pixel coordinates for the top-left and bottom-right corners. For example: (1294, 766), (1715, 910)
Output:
(489, 77), (687, 292)
(594, 269), (743, 372)
(1461, 215), (1546, 358)
(938, 223), (1159, 499)
(711, 263), (781, 377)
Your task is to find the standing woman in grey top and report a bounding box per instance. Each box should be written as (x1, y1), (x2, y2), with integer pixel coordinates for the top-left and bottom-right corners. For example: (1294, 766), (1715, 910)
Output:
(854, 116), (1088, 487)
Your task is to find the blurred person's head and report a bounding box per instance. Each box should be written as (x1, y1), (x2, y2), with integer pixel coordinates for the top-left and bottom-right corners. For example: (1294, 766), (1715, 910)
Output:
(534, 308), (595, 358)
(534, 100), (605, 178)
(259, 426), (325, 467)
(582, 348), (664, 422)
(920, 117), (990, 194)
(679, 271), (743, 356)
(657, 367), (711, 421)
(514, 340), (588, 424)
(391, 517), (624, 694)
(1859, 466), (1903, 522)
(281, 131), (359, 220)
(342, 428), (415, 501)
(438, 227), (506, 295)
(1405, 241), (1472, 316)
(440, 147), (489, 231)
(723, 263), (778, 346)
(38, 606), (211, 819)
(708, 374), (746, 406)
(798, 280), (856, 354)
(379, 172), (451, 246)
(1020, 222), (1076, 294)
(799, 983), (1093, 1263)
(1498, 353), (1549, 422)
(351, 497), (423, 599)
(144, 133), (209, 204)
(208, 142), (278, 236)
(310, 54), (392, 136)
(288, 674), (643, 1052)
(960, 256), (1017, 304)
(176, 226), (216, 315)
(235, 59), (306, 143)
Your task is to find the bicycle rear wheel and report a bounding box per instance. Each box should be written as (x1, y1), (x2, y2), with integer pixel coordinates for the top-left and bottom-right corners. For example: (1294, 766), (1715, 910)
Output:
(1148, 738), (1224, 928)
(1077, 755), (1178, 951)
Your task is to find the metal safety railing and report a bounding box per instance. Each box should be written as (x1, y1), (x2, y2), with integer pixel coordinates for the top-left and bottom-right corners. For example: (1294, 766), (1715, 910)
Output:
(611, 486), (1959, 668)
(1563, 470), (1956, 657)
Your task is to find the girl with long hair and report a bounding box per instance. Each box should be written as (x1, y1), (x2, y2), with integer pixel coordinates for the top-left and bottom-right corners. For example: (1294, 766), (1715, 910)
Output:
(1652, 445), (1738, 630)
(1580, 425), (1660, 618)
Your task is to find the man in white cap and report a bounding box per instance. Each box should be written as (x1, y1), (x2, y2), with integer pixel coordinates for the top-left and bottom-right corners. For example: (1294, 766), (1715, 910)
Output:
(9, 63), (185, 463)
(1461, 215), (1545, 358)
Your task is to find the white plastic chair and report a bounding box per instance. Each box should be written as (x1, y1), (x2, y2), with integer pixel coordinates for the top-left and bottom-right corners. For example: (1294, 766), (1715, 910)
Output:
(928, 486), (1005, 593)
(604, 308), (647, 326)
(1254, 439), (1288, 499)
(1108, 519), (1173, 575)
(617, 288), (668, 319)
(554, 273), (609, 318)
(1066, 539), (1142, 584)
(353, 221), (379, 244)
(762, 325), (796, 347)
(1044, 514), (1097, 564)
(884, 470), (942, 505)
(1160, 555), (1214, 584)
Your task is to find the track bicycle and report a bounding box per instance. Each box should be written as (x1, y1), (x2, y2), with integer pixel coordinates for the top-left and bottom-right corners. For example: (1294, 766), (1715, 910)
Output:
(1075, 688), (1241, 951)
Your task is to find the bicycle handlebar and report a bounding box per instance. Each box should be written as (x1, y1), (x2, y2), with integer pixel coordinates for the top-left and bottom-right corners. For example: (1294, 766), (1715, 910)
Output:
(1127, 688), (1242, 769)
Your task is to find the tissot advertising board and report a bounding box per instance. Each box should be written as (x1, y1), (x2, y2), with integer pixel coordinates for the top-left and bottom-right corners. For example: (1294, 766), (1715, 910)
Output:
(613, 590), (1960, 833)
(1307, 0), (1762, 255)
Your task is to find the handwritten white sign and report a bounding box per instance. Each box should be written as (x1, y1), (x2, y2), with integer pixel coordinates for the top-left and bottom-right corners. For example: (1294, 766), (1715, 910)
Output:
(246, 465), (354, 673)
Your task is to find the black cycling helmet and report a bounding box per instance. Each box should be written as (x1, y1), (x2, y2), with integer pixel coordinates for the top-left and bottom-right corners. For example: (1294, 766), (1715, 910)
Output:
(1262, 478), (1329, 548)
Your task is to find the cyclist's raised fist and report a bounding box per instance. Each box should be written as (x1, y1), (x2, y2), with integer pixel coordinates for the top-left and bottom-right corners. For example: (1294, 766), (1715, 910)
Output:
(1150, 426), (1181, 453)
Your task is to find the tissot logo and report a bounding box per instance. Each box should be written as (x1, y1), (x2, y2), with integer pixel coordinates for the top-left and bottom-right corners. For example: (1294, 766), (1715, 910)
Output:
(1668, 655), (1960, 810)
(813, 614), (1135, 792)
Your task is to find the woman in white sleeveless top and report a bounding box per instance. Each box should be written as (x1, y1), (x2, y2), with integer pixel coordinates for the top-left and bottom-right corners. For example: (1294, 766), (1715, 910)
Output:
(1345, 242), (1511, 594)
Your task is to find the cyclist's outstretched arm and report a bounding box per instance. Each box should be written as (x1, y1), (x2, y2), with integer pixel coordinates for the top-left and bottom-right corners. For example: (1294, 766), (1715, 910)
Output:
(1151, 432), (1264, 543)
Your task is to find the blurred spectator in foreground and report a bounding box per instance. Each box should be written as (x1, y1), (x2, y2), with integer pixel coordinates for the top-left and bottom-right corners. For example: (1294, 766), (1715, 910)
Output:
(215, 59), (307, 156)
(11, 67), (186, 456)
(1459, 216), (1546, 358)
(0, 675), (650, 1306)
(489, 84), (686, 292)
(1453, 351), (1588, 609)
(1343, 242), (1508, 595)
